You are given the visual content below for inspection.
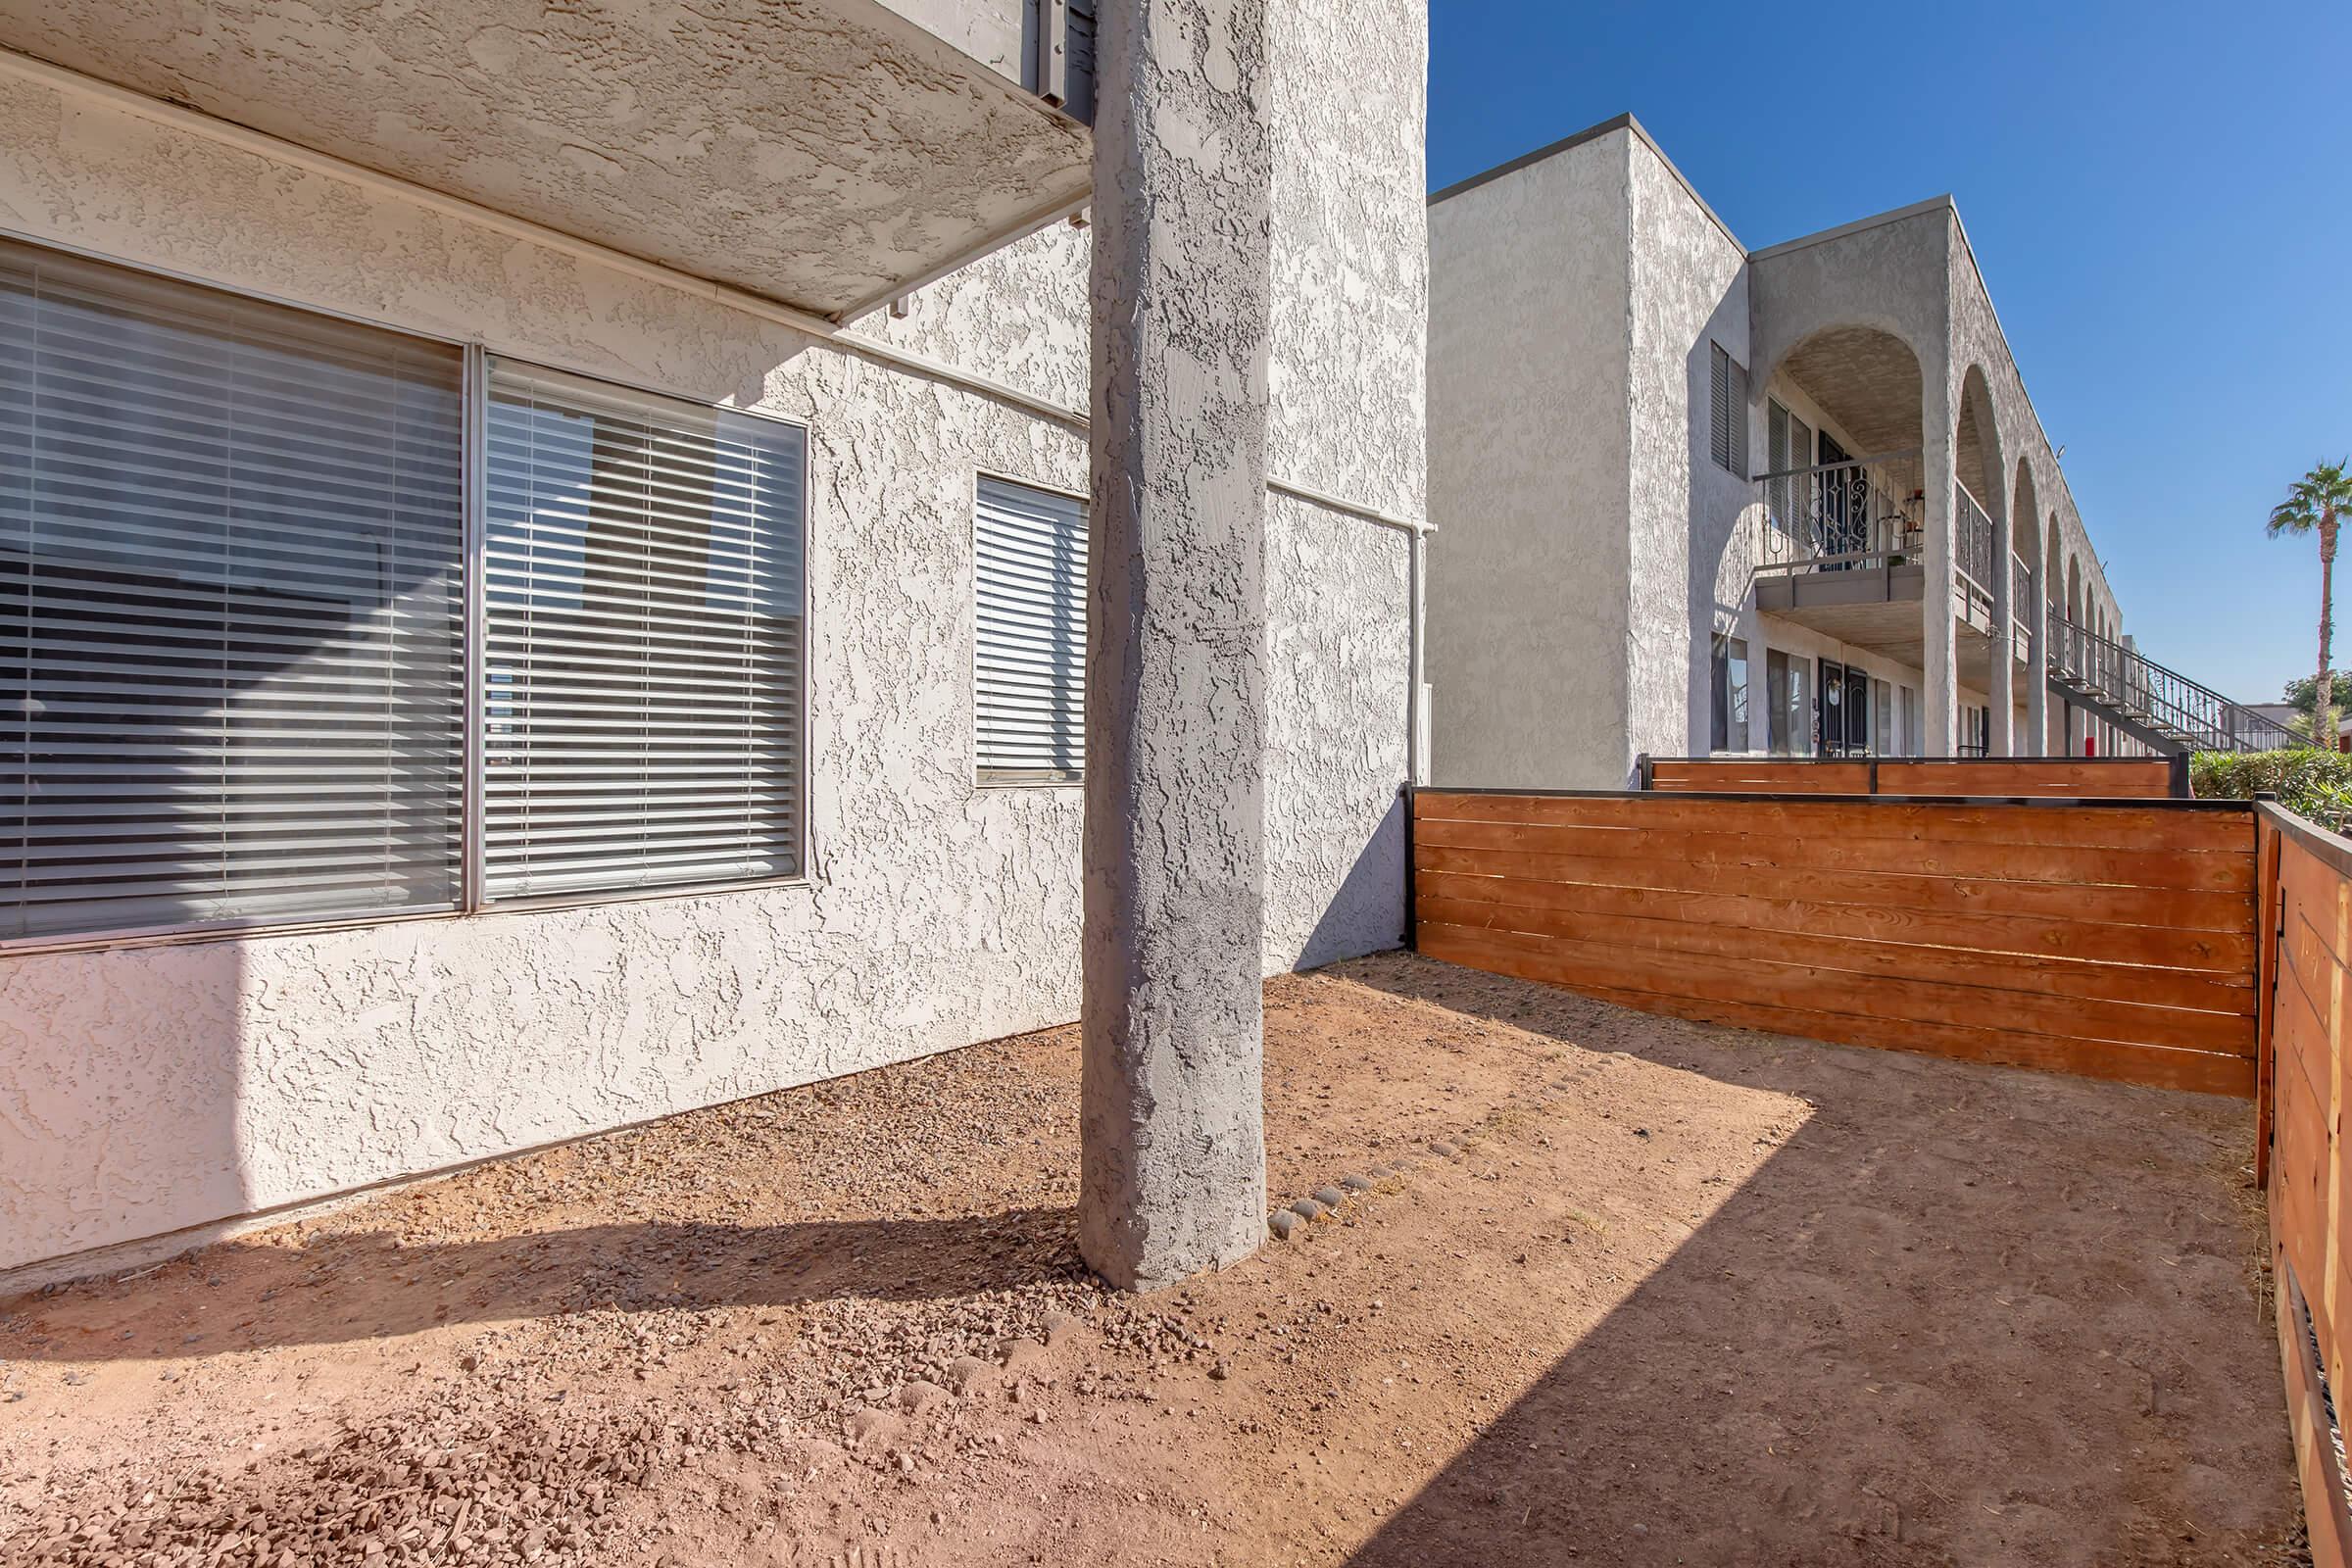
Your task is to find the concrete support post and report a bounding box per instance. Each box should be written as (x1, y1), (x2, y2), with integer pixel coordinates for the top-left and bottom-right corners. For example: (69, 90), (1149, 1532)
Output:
(1987, 496), (2015, 757)
(2024, 560), (2049, 756)
(1920, 393), (1960, 757)
(1078, 0), (1275, 1292)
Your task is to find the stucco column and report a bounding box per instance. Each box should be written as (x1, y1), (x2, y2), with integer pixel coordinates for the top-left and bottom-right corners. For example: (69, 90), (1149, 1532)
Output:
(1919, 390), (1960, 756)
(1986, 493), (2015, 756)
(2024, 561), (2048, 756)
(1078, 0), (1275, 1292)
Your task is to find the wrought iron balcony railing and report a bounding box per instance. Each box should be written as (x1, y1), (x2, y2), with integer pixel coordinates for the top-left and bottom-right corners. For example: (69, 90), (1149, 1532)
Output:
(2011, 551), (2034, 657)
(1953, 481), (1997, 628)
(1754, 451), (1924, 575)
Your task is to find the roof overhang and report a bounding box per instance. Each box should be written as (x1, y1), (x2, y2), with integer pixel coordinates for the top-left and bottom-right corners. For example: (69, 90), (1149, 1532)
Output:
(0, 0), (1093, 322)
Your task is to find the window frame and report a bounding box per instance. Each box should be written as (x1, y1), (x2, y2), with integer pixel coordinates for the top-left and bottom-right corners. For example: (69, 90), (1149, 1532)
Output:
(1709, 632), (1748, 754)
(0, 235), (818, 956)
(470, 353), (814, 912)
(970, 468), (1091, 791)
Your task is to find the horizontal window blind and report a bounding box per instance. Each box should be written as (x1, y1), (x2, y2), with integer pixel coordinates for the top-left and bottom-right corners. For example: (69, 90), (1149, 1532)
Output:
(1709, 341), (1749, 475)
(0, 239), (466, 941)
(974, 476), (1086, 781)
(483, 363), (806, 900)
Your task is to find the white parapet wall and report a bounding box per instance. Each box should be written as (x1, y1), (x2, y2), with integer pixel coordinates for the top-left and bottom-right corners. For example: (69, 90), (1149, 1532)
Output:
(0, 6), (1426, 1279)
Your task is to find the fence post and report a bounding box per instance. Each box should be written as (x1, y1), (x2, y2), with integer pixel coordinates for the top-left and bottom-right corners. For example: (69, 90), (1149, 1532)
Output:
(2255, 795), (2281, 1188)
(1401, 780), (1417, 952)
(1635, 753), (1653, 792)
(2170, 751), (2192, 800)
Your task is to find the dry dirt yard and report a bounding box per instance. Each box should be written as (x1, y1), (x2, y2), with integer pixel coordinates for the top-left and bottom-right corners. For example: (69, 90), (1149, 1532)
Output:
(0, 952), (2302, 1567)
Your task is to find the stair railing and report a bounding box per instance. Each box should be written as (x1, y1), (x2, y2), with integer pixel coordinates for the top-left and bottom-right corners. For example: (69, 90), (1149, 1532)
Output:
(2049, 614), (2311, 754)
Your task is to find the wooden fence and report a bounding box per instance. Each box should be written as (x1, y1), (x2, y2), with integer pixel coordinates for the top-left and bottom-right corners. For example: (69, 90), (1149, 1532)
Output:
(1641, 754), (2189, 800)
(1411, 788), (2258, 1097)
(2259, 802), (2352, 1564)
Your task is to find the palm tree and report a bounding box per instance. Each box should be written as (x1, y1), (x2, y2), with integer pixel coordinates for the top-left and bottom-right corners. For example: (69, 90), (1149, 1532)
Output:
(2269, 460), (2352, 739)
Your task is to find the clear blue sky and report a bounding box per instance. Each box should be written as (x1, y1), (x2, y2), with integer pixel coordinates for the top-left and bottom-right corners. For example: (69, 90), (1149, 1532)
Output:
(1429, 0), (2352, 705)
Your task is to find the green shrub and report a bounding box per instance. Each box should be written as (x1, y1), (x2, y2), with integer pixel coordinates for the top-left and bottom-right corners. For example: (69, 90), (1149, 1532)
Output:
(2190, 748), (2352, 831)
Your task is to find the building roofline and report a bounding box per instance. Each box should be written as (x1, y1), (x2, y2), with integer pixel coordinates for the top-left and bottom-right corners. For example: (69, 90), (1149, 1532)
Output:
(1746, 194), (1956, 263)
(1437, 129), (2110, 617)
(1752, 193), (2088, 593)
(1428, 112), (1742, 252)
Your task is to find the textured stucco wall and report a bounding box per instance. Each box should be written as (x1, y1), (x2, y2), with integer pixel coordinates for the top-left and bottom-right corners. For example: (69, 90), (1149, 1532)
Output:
(1426, 130), (1633, 790)
(0, 52), (1417, 1276)
(1264, 496), (1411, 968)
(1258, 0), (1421, 962)
(1624, 135), (1751, 769)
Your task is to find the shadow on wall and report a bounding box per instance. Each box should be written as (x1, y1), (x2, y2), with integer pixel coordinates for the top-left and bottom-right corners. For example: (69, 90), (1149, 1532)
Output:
(1685, 281), (1750, 767)
(0, 942), (249, 1280)
(1292, 792), (1410, 971)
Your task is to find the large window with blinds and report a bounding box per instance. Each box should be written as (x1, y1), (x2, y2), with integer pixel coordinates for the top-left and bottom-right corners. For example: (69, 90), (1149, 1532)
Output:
(1, 240), (466, 942)
(973, 475), (1086, 782)
(483, 365), (806, 898)
(0, 238), (809, 946)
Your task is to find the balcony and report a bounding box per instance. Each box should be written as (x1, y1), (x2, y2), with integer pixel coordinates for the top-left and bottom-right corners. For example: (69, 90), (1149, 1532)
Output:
(0, 0), (1094, 323)
(1750, 454), (2030, 679)
(1751, 451), (1929, 658)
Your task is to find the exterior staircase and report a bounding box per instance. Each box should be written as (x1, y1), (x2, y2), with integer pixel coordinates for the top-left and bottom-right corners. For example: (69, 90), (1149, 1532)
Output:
(2047, 617), (2310, 757)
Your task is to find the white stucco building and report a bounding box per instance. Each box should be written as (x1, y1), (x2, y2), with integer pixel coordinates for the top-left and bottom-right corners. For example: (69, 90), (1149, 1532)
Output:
(0, 1), (1431, 1280)
(1426, 115), (2166, 788)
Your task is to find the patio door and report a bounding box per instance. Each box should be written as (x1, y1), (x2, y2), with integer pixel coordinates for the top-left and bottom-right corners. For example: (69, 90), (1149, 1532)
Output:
(1817, 659), (1873, 755)
(1817, 659), (1844, 756)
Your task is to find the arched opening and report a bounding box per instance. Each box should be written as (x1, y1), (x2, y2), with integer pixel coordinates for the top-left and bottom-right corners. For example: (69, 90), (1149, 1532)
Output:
(1749, 324), (1931, 760)
(1758, 326), (1928, 560)
(1954, 368), (2004, 603)
(2011, 461), (2043, 756)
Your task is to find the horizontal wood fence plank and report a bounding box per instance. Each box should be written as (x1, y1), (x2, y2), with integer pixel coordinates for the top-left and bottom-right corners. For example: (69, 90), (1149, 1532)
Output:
(2276, 1244), (2352, 1568)
(1875, 760), (2175, 798)
(1414, 891), (2254, 1014)
(1414, 868), (2254, 974)
(1637, 758), (2176, 799)
(1415, 842), (2257, 937)
(2277, 1059), (2333, 1348)
(1419, 950), (2257, 1098)
(1648, 760), (1872, 793)
(2285, 847), (2352, 971)
(1412, 815), (2252, 893)
(2276, 961), (2333, 1104)
(1417, 922), (2253, 1057)
(1412, 789), (2261, 1096)
(1415, 793), (2251, 855)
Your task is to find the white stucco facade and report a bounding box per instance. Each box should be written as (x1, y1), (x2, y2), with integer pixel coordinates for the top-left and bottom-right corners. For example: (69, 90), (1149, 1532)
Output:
(0, 3), (1427, 1280)
(1427, 116), (2135, 787)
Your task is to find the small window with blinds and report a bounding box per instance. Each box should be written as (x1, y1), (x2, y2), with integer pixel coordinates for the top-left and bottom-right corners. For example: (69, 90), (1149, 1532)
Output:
(973, 475), (1086, 782)
(483, 363), (806, 900)
(1708, 341), (1749, 475)
(0, 239), (466, 942)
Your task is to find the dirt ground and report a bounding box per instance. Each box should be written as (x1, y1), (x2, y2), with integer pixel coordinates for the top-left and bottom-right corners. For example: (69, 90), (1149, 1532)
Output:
(0, 952), (2303, 1567)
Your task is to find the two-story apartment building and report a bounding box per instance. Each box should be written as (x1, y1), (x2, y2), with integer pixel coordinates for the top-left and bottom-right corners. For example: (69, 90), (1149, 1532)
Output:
(1426, 116), (2145, 787)
(0, 0), (1432, 1283)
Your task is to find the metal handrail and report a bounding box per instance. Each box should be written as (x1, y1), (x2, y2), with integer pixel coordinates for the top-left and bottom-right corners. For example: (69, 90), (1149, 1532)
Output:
(1755, 452), (1924, 574)
(1951, 481), (1997, 628)
(2049, 613), (2311, 754)
(2010, 551), (2033, 654)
